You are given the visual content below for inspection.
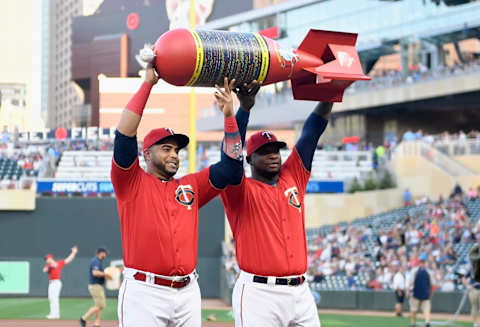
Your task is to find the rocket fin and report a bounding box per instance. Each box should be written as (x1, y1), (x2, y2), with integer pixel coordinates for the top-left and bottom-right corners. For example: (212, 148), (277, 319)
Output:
(292, 29), (370, 102)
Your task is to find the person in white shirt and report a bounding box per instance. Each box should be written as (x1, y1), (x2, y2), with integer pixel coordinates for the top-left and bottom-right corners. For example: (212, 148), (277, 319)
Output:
(320, 244), (332, 261)
(408, 228), (420, 247)
(440, 277), (455, 292)
(345, 260), (356, 275)
(380, 232), (388, 246)
(392, 263), (405, 317)
(322, 261), (333, 276)
(383, 266), (393, 286)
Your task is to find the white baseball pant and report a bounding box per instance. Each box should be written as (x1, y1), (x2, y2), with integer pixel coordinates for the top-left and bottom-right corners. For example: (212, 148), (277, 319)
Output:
(232, 271), (321, 327)
(47, 279), (62, 318)
(118, 268), (201, 327)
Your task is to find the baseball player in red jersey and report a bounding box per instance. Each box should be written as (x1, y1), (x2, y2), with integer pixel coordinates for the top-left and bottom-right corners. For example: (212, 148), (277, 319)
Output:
(221, 94), (333, 326)
(111, 53), (244, 327)
(43, 245), (78, 319)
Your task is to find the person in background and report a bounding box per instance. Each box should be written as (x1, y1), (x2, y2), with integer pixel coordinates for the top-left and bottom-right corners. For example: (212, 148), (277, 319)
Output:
(407, 253), (434, 327)
(462, 267), (480, 327)
(403, 189), (412, 207)
(43, 245), (78, 319)
(453, 182), (463, 198)
(347, 271), (356, 289)
(79, 248), (111, 327)
(467, 187), (478, 200)
(392, 262), (405, 317)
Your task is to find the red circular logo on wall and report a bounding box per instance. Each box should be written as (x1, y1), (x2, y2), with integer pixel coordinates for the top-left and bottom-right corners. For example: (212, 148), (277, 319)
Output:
(55, 127), (67, 140)
(126, 12), (140, 30)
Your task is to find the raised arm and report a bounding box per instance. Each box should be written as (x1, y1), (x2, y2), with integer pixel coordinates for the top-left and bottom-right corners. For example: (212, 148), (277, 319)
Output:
(233, 81), (260, 146)
(113, 59), (158, 168)
(208, 78), (244, 189)
(295, 102), (332, 171)
(216, 78), (243, 162)
(210, 81), (260, 188)
(117, 47), (158, 137)
(236, 108), (250, 146)
(64, 245), (78, 265)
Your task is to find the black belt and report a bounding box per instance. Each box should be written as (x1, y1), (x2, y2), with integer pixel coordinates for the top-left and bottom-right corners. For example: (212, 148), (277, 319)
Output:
(253, 275), (305, 286)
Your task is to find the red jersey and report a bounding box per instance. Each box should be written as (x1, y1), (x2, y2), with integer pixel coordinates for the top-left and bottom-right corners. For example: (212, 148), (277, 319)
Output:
(221, 148), (309, 276)
(111, 158), (219, 276)
(45, 260), (65, 280)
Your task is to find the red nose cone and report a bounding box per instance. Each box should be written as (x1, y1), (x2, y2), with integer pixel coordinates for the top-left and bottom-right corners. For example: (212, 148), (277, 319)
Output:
(154, 28), (197, 86)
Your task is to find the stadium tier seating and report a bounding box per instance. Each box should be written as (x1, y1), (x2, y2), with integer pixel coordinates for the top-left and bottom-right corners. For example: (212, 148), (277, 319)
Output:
(0, 158), (22, 180)
(54, 150), (189, 180)
(306, 199), (480, 291)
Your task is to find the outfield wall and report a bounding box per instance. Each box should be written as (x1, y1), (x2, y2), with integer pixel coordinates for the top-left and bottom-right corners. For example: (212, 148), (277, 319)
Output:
(219, 288), (470, 313)
(0, 197), (225, 297)
(315, 290), (469, 314)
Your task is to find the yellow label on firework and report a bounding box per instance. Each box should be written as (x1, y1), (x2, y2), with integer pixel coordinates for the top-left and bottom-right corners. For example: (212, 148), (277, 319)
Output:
(187, 30), (205, 86)
(253, 33), (270, 83)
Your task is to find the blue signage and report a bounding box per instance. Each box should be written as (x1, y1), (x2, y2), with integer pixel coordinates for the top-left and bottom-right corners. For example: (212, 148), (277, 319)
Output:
(37, 180), (114, 194)
(306, 181), (344, 193)
(36, 180), (342, 194)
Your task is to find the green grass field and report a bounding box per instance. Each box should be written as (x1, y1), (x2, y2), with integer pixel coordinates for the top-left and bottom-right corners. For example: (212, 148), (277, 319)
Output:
(0, 298), (472, 327)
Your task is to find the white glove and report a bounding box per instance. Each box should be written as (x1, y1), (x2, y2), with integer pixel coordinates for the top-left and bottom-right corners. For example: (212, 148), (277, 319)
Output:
(135, 44), (155, 69)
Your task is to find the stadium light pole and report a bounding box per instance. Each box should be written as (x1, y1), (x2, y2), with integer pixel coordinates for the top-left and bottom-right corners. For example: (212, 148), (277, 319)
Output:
(188, 0), (197, 173)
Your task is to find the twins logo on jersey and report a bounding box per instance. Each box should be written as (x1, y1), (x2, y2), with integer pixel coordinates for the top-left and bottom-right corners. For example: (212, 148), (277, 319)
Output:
(175, 185), (195, 210)
(284, 186), (301, 213)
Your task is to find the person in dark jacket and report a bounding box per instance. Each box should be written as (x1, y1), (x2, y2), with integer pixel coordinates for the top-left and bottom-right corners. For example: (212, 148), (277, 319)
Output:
(407, 253), (434, 327)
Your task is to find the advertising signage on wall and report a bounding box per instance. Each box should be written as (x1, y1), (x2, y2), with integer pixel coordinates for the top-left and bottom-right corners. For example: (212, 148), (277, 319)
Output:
(37, 180), (114, 194)
(37, 180), (343, 194)
(307, 181), (344, 193)
(0, 262), (29, 294)
(16, 127), (117, 142)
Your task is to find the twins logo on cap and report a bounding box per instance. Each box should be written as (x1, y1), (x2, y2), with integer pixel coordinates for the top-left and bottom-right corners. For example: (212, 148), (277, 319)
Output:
(284, 186), (301, 213)
(262, 131), (273, 140)
(175, 185), (195, 210)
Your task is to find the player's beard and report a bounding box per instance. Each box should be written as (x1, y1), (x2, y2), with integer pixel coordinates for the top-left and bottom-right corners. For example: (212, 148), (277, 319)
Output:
(151, 156), (178, 179)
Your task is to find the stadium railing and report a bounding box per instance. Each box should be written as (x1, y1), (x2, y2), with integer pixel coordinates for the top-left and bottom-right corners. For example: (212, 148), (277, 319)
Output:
(394, 141), (476, 176)
(434, 139), (480, 156)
